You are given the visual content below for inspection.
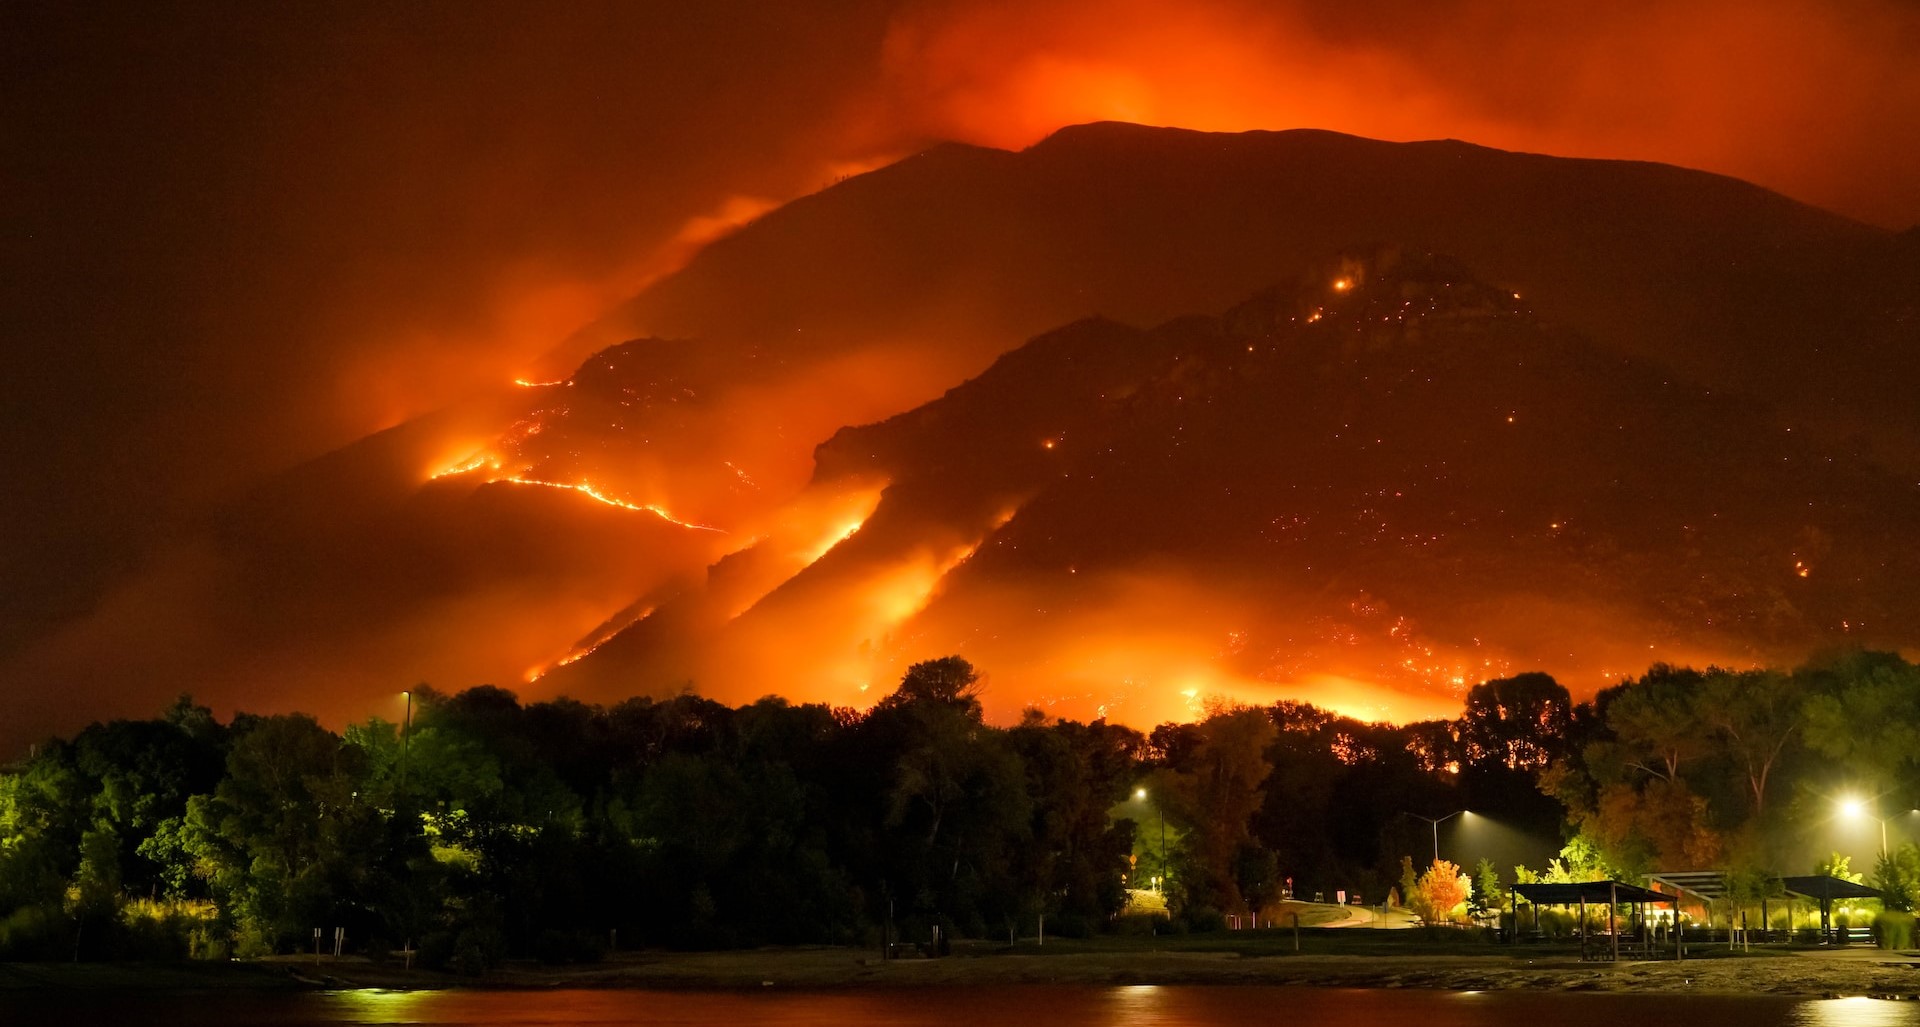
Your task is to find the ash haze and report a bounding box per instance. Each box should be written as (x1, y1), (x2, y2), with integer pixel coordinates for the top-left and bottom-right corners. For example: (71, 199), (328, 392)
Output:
(4, 1), (1919, 751)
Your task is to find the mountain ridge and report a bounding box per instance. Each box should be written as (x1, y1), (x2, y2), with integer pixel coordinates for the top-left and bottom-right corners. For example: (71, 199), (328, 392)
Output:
(547, 247), (1920, 724)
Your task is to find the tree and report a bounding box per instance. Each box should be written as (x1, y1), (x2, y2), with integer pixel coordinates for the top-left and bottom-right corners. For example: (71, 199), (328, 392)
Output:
(1399, 857), (1468, 925)
(864, 657), (1031, 937)
(1816, 852), (1863, 884)
(1157, 705), (1276, 914)
(180, 714), (375, 953)
(875, 656), (983, 716)
(1802, 652), (1920, 793)
(1696, 669), (1801, 818)
(1007, 717), (1142, 931)
(1457, 673), (1572, 771)
(1472, 858), (1503, 917)
(1875, 845), (1920, 912)
(1605, 665), (1707, 782)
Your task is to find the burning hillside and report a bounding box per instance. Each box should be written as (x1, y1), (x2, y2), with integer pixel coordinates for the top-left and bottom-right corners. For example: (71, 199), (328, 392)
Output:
(8, 126), (1916, 738)
(544, 248), (1920, 725)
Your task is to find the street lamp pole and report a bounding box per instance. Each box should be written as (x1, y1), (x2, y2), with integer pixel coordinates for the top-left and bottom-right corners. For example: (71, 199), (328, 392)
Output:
(400, 689), (413, 791)
(1136, 788), (1167, 894)
(1401, 810), (1467, 866)
(1840, 798), (1890, 860)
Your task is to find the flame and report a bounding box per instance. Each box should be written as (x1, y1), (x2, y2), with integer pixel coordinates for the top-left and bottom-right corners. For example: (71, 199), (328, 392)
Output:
(868, 538), (983, 625)
(495, 476), (726, 532)
(431, 452), (499, 479)
(525, 606), (656, 681)
(426, 451), (726, 533)
(513, 377), (568, 388)
(808, 517), (869, 564)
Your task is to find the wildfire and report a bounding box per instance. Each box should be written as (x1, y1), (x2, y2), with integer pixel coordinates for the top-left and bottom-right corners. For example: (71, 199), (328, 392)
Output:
(513, 377), (569, 388)
(525, 606), (656, 681)
(494, 476), (726, 532)
(431, 452), (502, 479)
(806, 517), (868, 564)
(427, 453), (725, 533)
(864, 537), (985, 627)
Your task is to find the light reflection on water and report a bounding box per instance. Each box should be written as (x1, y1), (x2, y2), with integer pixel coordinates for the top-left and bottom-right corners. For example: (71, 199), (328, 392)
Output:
(1792, 994), (1920, 1027)
(12, 986), (1920, 1027)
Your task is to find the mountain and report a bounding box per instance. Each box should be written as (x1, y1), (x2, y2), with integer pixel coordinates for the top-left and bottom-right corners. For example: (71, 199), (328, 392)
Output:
(544, 248), (1920, 724)
(561, 123), (1918, 482)
(9, 124), (1916, 741)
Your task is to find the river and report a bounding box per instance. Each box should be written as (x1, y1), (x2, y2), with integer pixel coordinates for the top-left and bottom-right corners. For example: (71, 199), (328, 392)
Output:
(5, 986), (1916, 1026)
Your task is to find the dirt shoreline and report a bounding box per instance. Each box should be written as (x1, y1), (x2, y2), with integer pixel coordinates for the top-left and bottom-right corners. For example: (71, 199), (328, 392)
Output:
(8, 946), (1920, 999)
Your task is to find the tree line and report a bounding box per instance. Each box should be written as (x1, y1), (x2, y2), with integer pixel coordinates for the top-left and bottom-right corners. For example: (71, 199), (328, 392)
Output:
(3, 650), (1915, 966)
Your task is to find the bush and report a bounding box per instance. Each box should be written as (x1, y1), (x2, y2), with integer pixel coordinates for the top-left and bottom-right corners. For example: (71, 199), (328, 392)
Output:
(1049, 913), (1095, 939)
(1111, 913), (1168, 936)
(451, 925), (507, 976)
(0, 903), (72, 960)
(1532, 909), (1575, 939)
(416, 930), (456, 970)
(534, 929), (607, 965)
(1181, 906), (1226, 933)
(1875, 910), (1914, 950)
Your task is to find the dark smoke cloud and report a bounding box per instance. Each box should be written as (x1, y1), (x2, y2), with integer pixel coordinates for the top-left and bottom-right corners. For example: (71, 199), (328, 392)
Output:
(867, 0), (1920, 227)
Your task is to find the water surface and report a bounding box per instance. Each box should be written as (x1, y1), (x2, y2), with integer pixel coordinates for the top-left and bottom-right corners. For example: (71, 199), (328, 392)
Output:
(5, 985), (1914, 1027)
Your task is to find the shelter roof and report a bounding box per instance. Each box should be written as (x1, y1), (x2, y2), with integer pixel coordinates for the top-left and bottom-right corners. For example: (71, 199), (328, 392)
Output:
(1514, 880), (1676, 905)
(1645, 872), (1882, 903)
(1777, 876), (1882, 901)
(1646, 871), (1728, 900)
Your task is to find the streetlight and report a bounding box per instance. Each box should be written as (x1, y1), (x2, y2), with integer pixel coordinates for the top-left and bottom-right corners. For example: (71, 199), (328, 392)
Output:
(1400, 810), (1468, 865)
(399, 689), (414, 791)
(1837, 797), (1915, 858)
(1136, 787), (1165, 894)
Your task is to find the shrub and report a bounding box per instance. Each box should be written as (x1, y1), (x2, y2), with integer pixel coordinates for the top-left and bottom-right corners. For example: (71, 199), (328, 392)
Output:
(535, 929), (607, 965)
(1874, 910), (1914, 950)
(1181, 906), (1226, 933)
(0, 903), (71, 960)
(1050, 913), (1095, 939)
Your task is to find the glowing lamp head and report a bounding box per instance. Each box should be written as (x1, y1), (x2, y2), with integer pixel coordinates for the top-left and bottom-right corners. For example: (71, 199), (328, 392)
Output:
(1840, 797), (1867, 819)
(1333, 278), (1352, 292)
(1135, 788), (1148, 800)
